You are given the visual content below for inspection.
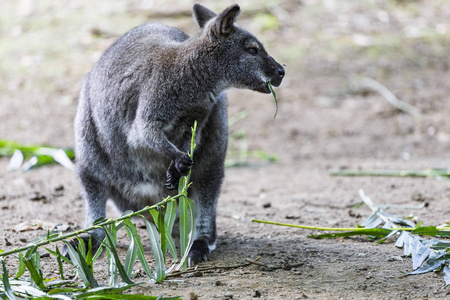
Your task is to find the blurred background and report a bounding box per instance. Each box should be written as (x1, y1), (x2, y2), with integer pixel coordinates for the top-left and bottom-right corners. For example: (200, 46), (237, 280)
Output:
(1, 0), (450, 163)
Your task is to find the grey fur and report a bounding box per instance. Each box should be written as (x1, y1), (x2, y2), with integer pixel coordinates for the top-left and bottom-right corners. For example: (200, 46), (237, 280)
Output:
(70, 3), (284, 265)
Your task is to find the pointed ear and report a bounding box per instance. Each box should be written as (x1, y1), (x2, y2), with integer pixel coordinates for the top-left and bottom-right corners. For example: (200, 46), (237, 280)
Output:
(214, 4), (241, 38)
(193, 4), (217, 28)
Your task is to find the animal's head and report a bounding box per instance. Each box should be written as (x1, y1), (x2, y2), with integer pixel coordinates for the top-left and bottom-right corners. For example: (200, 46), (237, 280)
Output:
(193, 3), (285, 94)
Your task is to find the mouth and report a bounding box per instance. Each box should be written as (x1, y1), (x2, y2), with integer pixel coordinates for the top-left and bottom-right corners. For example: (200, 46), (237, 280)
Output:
(253, 79), (282, 94)
(253, 83), (271, 94)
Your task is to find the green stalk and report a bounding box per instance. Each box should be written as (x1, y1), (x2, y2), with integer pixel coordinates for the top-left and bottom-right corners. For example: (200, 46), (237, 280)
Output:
(0, 193), (184, 258)
(178, 121), (197, 271)
(251, 219), (416, 232)
(267, 82), (278, 119)
(329, 168), (450, 179)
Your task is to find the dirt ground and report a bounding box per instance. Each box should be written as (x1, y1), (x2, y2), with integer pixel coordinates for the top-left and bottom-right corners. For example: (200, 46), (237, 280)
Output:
(2, 0), (450, 299)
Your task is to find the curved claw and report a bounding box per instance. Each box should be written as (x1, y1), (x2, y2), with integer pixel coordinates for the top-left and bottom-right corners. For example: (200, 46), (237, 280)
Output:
(188, 257), (194, 268)
(165, 181), (177, 190)
(187, 239), (210, 266)
(165, 160), (183, 190)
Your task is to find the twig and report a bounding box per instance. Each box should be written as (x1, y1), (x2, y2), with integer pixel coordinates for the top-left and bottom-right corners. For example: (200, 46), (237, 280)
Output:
(245, 258), (266, 266)
(357, 77), (421, 117)
(165, 257), (262, 278)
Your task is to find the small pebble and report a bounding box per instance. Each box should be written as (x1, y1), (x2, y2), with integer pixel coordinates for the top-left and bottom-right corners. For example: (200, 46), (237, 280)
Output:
(224, 291), (233, 299)
(54, 185), (64, 191)
(252, 290), (262, 297)
(29, 191), (46, 201)
(193, 271), (203, 277)
(388, 256), (403, 262)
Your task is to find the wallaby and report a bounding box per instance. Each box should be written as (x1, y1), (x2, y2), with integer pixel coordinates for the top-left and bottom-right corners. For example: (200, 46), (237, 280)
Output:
(67, 3), (284, 265)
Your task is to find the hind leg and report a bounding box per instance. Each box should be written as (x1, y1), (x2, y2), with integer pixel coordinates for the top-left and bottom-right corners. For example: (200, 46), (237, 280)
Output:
(63, 171), (108, 256)
(187, 93), (228, 265)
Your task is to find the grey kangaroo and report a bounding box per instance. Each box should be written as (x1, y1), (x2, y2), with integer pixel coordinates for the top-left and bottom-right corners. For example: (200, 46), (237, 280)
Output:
(69, 3), (284, 265)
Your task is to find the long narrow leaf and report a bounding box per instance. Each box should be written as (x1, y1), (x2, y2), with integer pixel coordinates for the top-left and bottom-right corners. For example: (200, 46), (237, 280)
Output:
(55, 246), (65, 280)
(395, 231), (408, 248)
(178, 196), (189, 270)
(63, 242), (98, 288)
(74, 241), (97, 288)
(149, 210), (159, 226)
(122, 219), (154, 280)
(431, 241), (450, 250)
(165, 200), (177, 234)
(177, 197), (196, 270)
(412, 226), (450, 237)
(267, 82), (279, 119)
(2, 259), (17, 300)
(165, 234), (177, 263)
(308, 228), (392, 239)
(123, 223), (138, 278)
(158, 207), (166, 263)
(91, 243), (103, 263)
(14, 252), (26, 279)
(86, 236), (93, 274)
(21, 249), (47, 291)
(144, 220), (165, 282)
(375, 229), (399, 244)
(44, 247), (72, 265)
(164, 200), (178, 261)
(103, 226), (134, 285)
(409, 251), (448, 275)
(104, 224), (118, 287)
(8, 284), (47, 298)
(73, 284), (138, 298)
(403, 232), (414, 256)
(412, 246), (432, 270)
(6, 149), (23, 171)
(106, 246), (118, 288)
(77, 295), (181, 300)
(76, 237), (87, 260)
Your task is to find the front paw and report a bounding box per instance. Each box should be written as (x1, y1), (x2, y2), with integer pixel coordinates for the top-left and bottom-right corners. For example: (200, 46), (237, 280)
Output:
(175, 154), (193, 176)
(165, 154), (193, 190)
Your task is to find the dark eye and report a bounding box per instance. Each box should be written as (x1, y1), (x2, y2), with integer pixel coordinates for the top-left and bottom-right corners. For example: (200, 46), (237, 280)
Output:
(246, 47), (258, 55)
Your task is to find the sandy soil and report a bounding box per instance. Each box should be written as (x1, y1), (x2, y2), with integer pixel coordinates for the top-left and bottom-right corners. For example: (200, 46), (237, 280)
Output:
(2, 0), (450, 299)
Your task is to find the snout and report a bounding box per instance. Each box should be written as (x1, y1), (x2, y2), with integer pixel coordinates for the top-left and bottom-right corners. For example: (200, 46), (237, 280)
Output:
(266, 57), (285, 88)
(252, 57), (285, 94)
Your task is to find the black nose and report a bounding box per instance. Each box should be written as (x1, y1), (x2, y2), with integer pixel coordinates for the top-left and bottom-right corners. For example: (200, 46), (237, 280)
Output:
(278, 67), (285, 78)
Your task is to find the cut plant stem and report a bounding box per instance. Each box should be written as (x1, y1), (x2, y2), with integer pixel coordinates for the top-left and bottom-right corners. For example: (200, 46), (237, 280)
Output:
(251, 219), (416, 232)
(267, 82), (278, 119)
(329, 168), (450, 179)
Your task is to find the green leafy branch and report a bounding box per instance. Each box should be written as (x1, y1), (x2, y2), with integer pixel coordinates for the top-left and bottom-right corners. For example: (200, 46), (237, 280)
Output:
(253, 189), (450, 285)
(0, 122), (199, 299)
